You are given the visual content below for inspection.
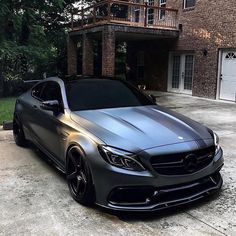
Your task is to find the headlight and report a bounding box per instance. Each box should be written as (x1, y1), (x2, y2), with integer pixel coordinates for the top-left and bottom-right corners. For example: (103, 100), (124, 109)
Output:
(98, 145), (145, 171)
(213, 132), (220, 154)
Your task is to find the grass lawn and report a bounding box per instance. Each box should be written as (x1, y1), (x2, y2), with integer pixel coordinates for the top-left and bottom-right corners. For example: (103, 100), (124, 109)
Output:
(0, 97), (16, 125)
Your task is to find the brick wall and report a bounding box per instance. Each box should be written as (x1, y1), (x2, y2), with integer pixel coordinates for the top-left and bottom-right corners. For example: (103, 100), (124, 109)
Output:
(102, 28), (116, 77)
(82, 34), (94, 75)
(167, 0), (236, 98)
(67, 36), (78, 75)
(68, 0), (236, 99)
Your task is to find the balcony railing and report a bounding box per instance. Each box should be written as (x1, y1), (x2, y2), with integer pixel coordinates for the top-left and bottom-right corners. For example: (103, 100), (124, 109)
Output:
(70, 0), (178, 31)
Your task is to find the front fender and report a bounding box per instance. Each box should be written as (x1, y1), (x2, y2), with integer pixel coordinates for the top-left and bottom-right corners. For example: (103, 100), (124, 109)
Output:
(65, 132), (103, 165)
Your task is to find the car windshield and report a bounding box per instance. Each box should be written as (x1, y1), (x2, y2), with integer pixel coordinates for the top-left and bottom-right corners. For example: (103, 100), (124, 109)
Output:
(65, 79), (153, 111)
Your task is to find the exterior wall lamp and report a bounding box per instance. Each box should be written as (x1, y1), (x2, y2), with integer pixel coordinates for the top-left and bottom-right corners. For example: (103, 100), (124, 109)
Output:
(203, 49), (208, 56)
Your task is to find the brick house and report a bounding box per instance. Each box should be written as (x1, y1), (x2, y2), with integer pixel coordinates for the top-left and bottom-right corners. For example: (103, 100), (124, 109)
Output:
(68, 0), (236, 101)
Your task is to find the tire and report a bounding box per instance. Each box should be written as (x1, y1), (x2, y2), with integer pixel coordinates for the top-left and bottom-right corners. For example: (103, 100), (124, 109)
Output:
(13, 117), (28, 147)
(66, 146), (95, 206)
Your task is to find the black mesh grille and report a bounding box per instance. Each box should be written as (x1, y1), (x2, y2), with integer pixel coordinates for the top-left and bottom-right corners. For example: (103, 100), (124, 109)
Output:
(150, 146), (215, 175)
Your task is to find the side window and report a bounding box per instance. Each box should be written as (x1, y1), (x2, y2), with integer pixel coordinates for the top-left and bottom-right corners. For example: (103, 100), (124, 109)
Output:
(31, 83), (44, 100)
(183, 0), (195, 9)
(40, 82), (63, 104)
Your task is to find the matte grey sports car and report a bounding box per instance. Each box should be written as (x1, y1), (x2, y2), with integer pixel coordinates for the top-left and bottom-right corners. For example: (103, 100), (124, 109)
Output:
(13, 77), (223, 211)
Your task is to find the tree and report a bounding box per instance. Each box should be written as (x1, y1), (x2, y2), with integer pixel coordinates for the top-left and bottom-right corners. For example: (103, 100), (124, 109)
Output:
(0, 0), (79, 95)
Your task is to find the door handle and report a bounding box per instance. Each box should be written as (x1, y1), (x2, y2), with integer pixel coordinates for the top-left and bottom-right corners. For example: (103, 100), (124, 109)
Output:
(32, 105), (38, 110)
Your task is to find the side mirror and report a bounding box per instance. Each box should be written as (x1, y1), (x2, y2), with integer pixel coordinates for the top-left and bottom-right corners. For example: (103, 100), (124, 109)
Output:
(41, 100), (60, 112)
(149, 94), (156, 104)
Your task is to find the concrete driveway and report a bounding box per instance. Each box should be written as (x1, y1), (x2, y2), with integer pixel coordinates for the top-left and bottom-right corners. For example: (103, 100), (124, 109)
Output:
(0, 92), (235, 236)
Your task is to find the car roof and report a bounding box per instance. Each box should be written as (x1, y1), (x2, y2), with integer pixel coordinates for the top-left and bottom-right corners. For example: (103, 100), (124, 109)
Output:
(42, 76), (115, 84)
(62, 76), (117, 84)
(33, 76), (125, 91)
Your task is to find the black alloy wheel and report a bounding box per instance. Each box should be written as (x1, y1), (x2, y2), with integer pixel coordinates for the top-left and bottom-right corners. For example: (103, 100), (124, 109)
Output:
(66, 146), (95, 205)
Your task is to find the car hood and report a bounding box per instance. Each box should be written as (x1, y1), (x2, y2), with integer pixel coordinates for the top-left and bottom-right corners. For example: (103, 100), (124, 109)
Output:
(71, 105), (213, 151)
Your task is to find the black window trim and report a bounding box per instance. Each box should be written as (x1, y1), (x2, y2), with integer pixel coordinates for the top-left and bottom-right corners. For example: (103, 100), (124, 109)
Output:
(31, 81), (65, 111)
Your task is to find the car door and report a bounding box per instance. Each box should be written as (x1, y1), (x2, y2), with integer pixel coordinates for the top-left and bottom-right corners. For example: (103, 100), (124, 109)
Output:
(21, 82), (46, 142)
(35, 81), (65, 162)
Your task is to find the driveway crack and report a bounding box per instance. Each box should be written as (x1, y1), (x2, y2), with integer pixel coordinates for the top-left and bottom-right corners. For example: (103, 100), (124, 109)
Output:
(184, 212), (227, 235)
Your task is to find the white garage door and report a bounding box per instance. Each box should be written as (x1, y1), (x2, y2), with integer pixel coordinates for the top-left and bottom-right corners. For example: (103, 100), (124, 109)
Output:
(220, 51), (236, 101)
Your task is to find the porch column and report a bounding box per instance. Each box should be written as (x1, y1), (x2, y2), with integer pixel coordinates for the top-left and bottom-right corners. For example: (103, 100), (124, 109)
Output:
(67, 36), (78, 75)
(82, 34), (94, 75)
(102, 28), (115, 77)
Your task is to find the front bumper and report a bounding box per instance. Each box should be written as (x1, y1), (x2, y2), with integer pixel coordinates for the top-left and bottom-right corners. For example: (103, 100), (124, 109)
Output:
(106, 171), (223, 211)
(90, 148), (223, 211)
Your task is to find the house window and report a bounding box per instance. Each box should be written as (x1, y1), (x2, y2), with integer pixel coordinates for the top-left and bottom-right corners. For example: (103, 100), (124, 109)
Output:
(184, 55), (194, 90)
(134, 8), (140, 23)
(172, 55), (180, 89)
(159, 0), (166, 20)
(148, 0), (155, 24)
(134, 2), (141, 23)
(183, 0), (195, 9)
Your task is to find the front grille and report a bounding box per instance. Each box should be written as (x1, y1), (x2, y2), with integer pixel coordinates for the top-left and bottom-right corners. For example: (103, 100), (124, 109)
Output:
(150, 146), (215, 175)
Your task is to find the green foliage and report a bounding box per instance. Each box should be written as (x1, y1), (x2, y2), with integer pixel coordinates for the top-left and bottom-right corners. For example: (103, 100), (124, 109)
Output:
(0, 0), (78, 96)
(0, 97), (16, 124)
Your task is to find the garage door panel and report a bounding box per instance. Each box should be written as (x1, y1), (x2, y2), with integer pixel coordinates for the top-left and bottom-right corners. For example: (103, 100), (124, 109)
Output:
(222, 82), (236, 100)
(223, 75), (236, 82)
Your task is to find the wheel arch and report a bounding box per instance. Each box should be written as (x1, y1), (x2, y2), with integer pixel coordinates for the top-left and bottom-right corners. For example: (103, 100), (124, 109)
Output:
(65, 140), (97, 202)
(64, 133), (100, 165)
